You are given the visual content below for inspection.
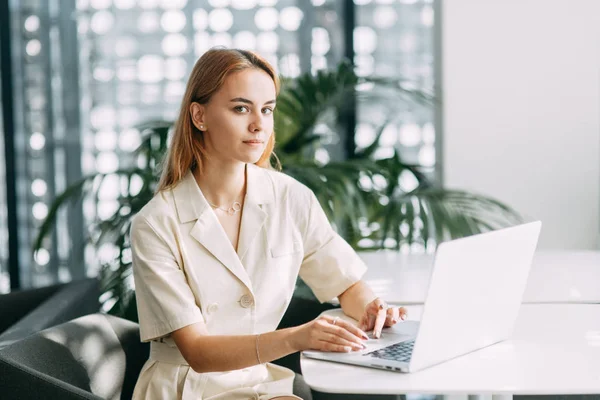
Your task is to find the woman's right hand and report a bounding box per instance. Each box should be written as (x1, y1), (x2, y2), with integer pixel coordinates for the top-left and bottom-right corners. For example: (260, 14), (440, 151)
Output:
(291, 315), (369, 353)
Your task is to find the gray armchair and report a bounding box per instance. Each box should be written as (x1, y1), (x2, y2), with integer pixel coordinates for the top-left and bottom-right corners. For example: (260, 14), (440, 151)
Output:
(0, 278), (100, 349)
(0, 282), (66, 334)
(0, 313), (149, 400)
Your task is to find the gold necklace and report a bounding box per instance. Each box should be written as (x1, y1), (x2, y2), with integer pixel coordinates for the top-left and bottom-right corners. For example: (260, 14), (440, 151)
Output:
(208, 199), (242, 216)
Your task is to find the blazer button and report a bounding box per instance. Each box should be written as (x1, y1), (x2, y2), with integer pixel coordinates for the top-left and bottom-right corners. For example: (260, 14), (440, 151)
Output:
(207, 302), (219, 314)
(239, 294), (254, 308)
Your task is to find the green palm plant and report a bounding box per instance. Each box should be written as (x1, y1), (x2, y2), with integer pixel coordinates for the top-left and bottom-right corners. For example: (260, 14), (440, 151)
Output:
(272, 62), (523, 250)
(34, 62), (523, 320)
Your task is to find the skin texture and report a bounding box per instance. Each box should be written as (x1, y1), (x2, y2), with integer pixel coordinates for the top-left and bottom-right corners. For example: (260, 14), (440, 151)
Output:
(189, 68), (276, 169)
(189, 68), (277, 252)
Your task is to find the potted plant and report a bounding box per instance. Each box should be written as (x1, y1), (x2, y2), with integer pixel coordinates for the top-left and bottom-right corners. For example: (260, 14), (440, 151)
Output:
(34, 62), (522, 321)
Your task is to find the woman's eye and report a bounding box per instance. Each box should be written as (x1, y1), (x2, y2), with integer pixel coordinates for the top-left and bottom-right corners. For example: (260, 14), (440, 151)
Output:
(234, 106), (249, 113)
(262, 108), (273, 115)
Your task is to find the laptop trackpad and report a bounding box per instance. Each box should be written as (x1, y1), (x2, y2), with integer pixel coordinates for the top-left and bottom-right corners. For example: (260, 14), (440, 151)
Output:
(360, 320), (417, 350)
(363, 332), (413, 352)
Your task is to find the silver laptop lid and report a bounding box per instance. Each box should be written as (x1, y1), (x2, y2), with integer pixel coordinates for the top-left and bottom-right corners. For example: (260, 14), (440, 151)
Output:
(409, 221), (542, 372)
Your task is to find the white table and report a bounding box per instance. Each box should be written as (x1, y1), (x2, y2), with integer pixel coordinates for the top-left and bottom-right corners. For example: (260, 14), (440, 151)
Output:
(355, 250), (600, 304)
(301, 304), (600, 398)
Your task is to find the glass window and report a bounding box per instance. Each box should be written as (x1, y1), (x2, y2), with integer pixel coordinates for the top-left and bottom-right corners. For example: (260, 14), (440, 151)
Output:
(7, 0), (86, 288)
(3, 0), (437, 289)
(354, 0), (436, 182)
(0, 57), (8, 294)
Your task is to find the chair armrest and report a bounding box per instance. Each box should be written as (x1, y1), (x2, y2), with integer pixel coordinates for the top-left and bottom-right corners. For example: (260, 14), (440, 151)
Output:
(0, 313), (148, 400)
(0, 278), (100, 348)
(0, 283), (66, 333)
(0, 357), (102, 400)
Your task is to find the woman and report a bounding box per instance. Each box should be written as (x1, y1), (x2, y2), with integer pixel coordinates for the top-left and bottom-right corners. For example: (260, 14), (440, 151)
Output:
(130, 48), (407, 400)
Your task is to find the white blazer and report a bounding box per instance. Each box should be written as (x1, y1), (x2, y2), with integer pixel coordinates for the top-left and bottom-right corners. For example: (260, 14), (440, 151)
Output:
(130, 163), (367, 400)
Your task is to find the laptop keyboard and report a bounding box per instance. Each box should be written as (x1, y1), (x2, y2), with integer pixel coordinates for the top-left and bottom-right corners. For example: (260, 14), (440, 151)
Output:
(364, 340), (415, 362)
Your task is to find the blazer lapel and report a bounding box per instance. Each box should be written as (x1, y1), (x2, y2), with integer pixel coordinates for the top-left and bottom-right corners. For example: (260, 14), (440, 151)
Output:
(236, 201), (267, 262)
(172, 170), (253, 292)
(189, 213), (253, 291)
(237, 163), (275, 262)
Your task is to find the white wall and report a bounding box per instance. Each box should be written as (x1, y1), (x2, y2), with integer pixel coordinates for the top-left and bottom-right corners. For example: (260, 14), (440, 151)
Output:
(441, 0), (600, 250)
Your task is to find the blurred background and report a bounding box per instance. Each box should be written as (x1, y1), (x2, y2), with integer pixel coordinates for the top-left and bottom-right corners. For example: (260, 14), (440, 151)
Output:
(0, 0), (598, 304)
(0, 3), (599, 399)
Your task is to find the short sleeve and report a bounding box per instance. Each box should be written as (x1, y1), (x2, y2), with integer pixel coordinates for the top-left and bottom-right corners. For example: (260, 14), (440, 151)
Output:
(130, 214), (204, 342)
(298, 191), (368, 303)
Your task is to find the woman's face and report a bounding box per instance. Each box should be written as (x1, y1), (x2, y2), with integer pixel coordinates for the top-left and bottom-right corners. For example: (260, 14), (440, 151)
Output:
(190, 68), (277, 166)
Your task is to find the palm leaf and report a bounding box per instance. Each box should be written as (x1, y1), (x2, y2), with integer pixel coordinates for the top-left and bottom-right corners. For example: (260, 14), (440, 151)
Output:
(372, 188), (524, 250)
(276, 62), (358, 155)
(32, 168), (152, 253)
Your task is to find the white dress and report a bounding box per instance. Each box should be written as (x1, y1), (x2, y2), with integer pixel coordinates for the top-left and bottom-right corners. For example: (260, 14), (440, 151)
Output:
(130, 163), (368, 399)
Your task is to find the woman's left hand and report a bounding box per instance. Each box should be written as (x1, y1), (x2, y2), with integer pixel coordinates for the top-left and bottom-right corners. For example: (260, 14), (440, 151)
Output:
(358, 298), (407, 339)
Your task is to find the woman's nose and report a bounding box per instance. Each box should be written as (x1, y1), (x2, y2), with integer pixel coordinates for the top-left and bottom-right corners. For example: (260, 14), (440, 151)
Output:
(249, 114), (263, 132)
(249, 122), (261, 132)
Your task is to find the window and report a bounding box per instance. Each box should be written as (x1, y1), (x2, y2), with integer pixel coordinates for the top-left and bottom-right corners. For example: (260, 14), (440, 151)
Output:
(0, 60), (8, 294)
(354, 0), (436, 183)
(2, 0), (437, 289)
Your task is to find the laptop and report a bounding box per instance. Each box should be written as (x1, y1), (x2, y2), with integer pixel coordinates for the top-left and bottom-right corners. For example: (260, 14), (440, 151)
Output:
(302, 221), (542, 373)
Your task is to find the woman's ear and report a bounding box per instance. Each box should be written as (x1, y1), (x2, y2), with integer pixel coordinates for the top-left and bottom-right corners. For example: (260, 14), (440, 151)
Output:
(189, 102), (206, 131)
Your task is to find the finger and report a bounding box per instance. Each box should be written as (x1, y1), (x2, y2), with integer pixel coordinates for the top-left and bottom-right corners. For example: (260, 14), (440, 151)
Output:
(320, 316), (368, 340)
(318, 340), (356, 353)
(384, 314), (393, 326)
(364, 298), (384, 314)
(321, 315), (338, 324)
(399, 307), (408, 321)
(383, 307), (394, 325)
(329, 319), (368, 341)
(320, 332), (365, 350)
(391, 307), (400, 323)
(362, 297), (387, 331)
(372, 297), (387, 310)
(317, 329), (365, 352)
(385, 307), (401, 326)
(384, 310), (395, 327)
(322, 326), (364, 347)
(373, 306), (387, 339)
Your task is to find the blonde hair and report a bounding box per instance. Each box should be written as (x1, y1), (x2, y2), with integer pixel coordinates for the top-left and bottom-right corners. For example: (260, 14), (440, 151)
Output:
(156, 48), (281, 193)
